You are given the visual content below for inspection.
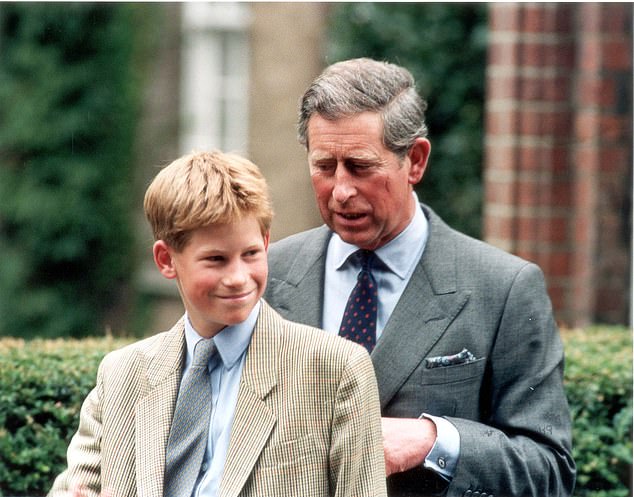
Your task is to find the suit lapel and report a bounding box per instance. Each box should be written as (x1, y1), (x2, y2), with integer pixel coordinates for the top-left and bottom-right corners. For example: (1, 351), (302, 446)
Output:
(269, 226), (331, 328)
(135, 321), (185, 497)
(219, 302), (279, 497)
(372, 206), (470, 408)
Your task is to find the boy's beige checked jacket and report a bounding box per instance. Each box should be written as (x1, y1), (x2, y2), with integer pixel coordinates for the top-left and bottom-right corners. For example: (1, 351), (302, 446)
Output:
(49, 301), (386, 497)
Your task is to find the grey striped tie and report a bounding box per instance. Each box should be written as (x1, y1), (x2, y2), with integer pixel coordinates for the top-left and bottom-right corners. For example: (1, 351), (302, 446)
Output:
(164, 338), (216, 497)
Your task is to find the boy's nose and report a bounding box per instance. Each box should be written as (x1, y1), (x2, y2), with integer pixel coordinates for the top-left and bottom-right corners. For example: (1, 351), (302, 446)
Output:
(223, 262), (248, 287)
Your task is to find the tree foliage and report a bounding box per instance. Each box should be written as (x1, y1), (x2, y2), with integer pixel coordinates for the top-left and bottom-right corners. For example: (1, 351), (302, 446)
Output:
(327, 3), (488, 236)
(0, 4), (145, 338)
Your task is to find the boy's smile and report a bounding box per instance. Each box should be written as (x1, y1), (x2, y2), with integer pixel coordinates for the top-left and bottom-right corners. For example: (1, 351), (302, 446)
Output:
(153, 215), (269, 338)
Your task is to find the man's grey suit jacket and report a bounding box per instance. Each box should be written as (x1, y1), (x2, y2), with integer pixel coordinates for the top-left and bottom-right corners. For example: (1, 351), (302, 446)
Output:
(265, 204), (575, 497)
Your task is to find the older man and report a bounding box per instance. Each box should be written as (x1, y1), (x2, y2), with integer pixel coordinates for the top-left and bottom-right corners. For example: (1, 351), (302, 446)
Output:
(265, 58), (575, 497)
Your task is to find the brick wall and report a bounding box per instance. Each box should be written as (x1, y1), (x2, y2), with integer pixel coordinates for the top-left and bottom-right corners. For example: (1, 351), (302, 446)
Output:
(484, 3), (632, 327)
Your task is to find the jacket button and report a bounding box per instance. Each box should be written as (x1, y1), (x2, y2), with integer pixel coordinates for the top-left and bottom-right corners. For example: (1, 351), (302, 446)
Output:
(437, 456), (446, 469)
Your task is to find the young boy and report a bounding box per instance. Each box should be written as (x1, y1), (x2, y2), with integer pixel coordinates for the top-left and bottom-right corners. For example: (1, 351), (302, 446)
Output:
(48, 151), (386, 497)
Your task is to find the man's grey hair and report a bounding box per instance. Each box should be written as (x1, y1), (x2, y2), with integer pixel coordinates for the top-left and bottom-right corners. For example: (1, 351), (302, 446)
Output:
(298, 58), (428, 157)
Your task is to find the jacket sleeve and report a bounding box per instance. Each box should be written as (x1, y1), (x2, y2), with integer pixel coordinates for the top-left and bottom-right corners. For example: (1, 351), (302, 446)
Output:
(329, 344), (387, 497)
(447, 263), (576, 497)
(48, 362), (105, 497)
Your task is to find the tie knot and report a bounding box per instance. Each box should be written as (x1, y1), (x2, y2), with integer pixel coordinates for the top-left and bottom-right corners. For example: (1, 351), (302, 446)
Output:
(356, 249), (376, 271)
(192, 339), (216, 369)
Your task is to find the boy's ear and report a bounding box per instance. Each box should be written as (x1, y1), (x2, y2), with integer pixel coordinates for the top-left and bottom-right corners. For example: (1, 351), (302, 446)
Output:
(263, 231), (270, 250)
(153, 240), (177, 279)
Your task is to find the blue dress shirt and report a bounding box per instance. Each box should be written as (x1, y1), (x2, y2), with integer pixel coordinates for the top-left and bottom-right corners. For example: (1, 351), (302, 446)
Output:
(323, 194), (428, 339)
(322, 194), (460, 482)
(182, 301), (259, 497)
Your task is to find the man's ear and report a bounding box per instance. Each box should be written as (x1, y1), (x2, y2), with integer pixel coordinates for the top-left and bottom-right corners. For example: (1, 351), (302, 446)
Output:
(153, 240), (177, 279)
(407, 137), (431, 186)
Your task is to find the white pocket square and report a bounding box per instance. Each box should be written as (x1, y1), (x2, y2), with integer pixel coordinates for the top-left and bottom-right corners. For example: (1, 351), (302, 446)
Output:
(425, 348), (477, 368)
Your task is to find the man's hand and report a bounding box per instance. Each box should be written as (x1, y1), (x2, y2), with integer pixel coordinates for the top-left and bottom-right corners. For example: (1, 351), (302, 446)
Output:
(382, 416), (437, 476)
(70, 485), (111, 497)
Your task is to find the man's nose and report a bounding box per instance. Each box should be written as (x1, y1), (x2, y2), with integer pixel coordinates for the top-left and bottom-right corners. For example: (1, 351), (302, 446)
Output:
(332, 167), (356, 203)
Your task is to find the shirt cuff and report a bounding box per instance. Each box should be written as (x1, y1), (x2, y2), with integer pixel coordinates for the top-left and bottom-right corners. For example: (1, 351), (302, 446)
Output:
(420, 413), (460, 482)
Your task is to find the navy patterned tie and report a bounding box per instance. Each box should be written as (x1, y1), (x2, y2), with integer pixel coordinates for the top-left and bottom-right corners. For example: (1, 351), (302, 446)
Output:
(164, 338), (216, 497)
(339, 250), (378, 353)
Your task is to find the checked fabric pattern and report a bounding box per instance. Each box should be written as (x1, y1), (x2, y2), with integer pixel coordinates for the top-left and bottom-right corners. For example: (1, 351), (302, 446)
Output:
(339, 250), (378, 353)
(164, 338), (216, 497)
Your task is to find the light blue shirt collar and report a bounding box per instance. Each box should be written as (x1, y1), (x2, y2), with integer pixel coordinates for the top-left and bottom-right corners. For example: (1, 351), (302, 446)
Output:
(330, 193), (428, 279)
(323, 193), (428, 337)
(184, 300), (260, 370)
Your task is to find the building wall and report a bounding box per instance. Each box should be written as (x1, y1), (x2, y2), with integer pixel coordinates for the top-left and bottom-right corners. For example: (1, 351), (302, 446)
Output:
(248, 2), (325, 241)
(134, 3), (327, 334)
(484, 3), (632, 327)
(132, 3), (185, 333)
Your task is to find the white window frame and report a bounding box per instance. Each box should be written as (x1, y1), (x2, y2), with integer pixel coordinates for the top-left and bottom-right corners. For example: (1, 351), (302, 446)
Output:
(180, 2), (251, 155)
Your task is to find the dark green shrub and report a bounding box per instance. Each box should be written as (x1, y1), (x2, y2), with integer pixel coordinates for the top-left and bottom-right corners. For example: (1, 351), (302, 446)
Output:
(562, 326), (633, 497)
(0, 3), (146, 338)
(0, 327), (630, 496)
(326, 3), (488, 237)
(0, 337), (130, 496)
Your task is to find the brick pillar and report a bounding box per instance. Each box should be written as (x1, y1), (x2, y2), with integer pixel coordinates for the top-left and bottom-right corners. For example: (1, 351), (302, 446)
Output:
(249, 3), (325, 241)
(572, 3), (632, 325)
(484, 3), (632, 327)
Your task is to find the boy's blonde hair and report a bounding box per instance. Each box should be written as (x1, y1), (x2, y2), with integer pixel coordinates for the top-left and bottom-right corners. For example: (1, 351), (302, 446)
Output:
(144, 150), (273, 251)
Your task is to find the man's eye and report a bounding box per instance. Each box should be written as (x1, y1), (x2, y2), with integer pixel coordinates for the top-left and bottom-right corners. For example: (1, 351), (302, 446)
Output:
(312, 162), (335, 172)
(349, 161), (372, 170)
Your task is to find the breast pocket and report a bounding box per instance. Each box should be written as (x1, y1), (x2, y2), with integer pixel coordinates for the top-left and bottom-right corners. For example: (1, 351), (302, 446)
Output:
(420, 356), (487, 385)
(251, 434), (330, 496)
(256, 433), (325, 469)
(387, 357), (487, 418)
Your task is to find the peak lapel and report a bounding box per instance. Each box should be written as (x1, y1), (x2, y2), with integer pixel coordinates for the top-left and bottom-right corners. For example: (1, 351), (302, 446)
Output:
(372, 209), (470, 408)
(268, 226), (330, 328)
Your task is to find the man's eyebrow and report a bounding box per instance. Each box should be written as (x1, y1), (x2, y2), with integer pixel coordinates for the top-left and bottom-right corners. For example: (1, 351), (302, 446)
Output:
(308, 151), (335, 162)
(309, 151), (379, 162)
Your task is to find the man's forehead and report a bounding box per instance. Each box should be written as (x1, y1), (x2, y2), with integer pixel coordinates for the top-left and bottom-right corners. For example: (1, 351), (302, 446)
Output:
(308, 148), (380, 162)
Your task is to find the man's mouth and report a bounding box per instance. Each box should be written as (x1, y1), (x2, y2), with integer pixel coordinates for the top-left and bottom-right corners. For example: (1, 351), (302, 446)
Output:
(337, 212), (366, 220)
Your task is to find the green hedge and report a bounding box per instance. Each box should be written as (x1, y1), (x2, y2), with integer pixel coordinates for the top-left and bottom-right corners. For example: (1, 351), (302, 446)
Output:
(562, 326), (633, 497)
(0, 327), (631, 496)
(0, 337), (131, 495)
